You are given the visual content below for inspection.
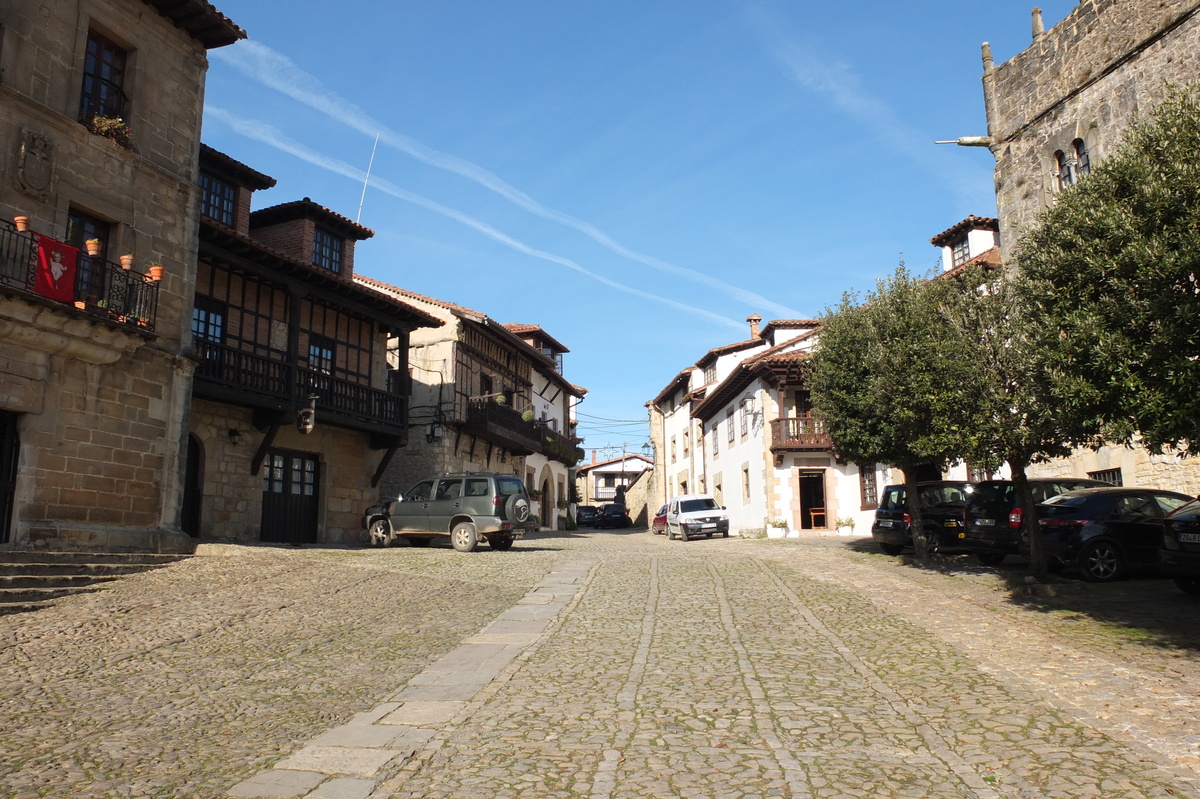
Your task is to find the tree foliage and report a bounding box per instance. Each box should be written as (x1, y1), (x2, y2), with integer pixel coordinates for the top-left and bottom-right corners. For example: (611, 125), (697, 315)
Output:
(1017, 85), (1200, 454)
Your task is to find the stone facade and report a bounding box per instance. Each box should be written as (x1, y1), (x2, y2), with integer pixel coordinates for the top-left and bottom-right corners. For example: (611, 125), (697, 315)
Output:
(0, 1), (242, 551)
(985, 1), (1200, 260)
(983, 2), (1200, 492)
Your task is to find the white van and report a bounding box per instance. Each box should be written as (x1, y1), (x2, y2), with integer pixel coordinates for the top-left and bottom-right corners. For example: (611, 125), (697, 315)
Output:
(665, 494), (730, 541)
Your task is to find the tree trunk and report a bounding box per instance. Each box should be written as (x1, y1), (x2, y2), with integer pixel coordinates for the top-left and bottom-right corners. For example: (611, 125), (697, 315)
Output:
(1009, 460), (1046, 580)
(904, 466), (929, 561)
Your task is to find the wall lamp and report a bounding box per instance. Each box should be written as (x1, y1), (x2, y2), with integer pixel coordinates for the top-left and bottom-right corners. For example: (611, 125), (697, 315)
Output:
(228, 428), (242, 445)
(297, 394), (318, 435)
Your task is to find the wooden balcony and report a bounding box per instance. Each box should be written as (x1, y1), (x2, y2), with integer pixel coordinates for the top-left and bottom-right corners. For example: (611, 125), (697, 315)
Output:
(463, 399), (542, 455)
(538, 425), (585, 466)
(0, 222), (160, 332)
(192, 339), (407, 435)
(769, 414), (833, 452)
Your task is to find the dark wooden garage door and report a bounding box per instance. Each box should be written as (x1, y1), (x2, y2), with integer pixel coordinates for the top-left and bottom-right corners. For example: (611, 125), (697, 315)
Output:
(261, 451), (319, 544)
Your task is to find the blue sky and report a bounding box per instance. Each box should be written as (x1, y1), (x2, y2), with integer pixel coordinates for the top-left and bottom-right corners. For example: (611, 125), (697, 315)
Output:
(201, 1), (1079, 458)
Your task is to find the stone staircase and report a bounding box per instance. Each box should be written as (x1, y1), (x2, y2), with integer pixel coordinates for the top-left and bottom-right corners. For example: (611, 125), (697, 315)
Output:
(0, 552), (187, 616)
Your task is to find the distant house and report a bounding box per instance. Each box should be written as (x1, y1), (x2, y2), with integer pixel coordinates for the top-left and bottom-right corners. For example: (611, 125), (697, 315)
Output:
(354, 279), (586, 530)
(648, 316), (890, 536)
(577, 453), (654, 507)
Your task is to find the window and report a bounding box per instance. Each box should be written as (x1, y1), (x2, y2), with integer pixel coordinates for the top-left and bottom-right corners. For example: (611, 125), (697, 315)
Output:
(742, 465), (750, 501)
(712, 423), (719, 457)
(1088, 468), (1123, 486)
(951, 238), (970, 267)
(1074, 138), (1090, 177)
(714, 475), (723, 505)
(726, 409), (735, 444)
(670, 436), (676, 463)
(1055, 150), (1074, 191)
(480, 374), (494, 398)
(313, 227), (342, 274)
(192, 297), (225, 343)
(307, 335), (334, 374)
(66, 208), (110, 302)
(79, 30), (127, 122)
(199, 173), (236, 226)
(740, 400), (750, 436)
(966, 463), (992, 482)
(682, 431), (690, 456)
(703, 364), (716, 385)
(603, 475), (616, 488)
(859, 465), (878, 510)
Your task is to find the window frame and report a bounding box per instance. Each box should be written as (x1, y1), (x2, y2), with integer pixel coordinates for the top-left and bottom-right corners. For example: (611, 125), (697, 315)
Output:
(198, 172), (237, 227)
(79, 29), (129, 123)
(312, 227), (343, 274)
(859, 465), (879, 511)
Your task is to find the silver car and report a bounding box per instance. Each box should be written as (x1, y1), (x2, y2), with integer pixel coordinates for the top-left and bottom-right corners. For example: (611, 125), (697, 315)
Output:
(363, 473), (532, 552)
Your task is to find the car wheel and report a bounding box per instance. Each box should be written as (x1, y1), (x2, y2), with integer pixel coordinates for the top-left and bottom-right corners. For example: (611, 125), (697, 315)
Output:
(506, 494), (531, 525)
(1078, 540), (1123, 582)
(1173, 576), (1200, 595)
(722, 530), (729, 538)
(706, 533), (713, 539)
(451, 521), (479, 552)
(368, 518), (392, 548)
(922, 530), (941, 555)
(976, 552), (1006, 566)
(489, 535), (514, 551)
(680, 528), (690, 541)
(879, 543), (905, 556)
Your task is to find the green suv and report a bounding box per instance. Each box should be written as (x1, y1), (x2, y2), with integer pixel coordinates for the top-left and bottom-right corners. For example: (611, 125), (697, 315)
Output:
(362, 473), (532, 552)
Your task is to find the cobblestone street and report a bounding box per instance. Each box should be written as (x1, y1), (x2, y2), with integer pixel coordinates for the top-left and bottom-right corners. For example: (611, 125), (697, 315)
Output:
(2, 530), (1199, 798)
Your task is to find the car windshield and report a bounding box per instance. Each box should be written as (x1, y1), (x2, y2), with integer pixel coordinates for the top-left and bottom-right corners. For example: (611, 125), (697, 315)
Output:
(680, 498), (719, 513)
(879, 488), (906, 510)
(971, 483), (1014, 505)
(919, 485), (969, 507)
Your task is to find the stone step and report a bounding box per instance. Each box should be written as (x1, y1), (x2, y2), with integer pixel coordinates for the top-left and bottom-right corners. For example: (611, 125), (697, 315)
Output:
(0, 551), (187, 616)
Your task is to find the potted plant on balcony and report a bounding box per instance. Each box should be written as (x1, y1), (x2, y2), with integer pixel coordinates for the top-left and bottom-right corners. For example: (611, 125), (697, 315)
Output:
(85, 238), (102, 256)
(86, 115), (132, 148)
(527, 488), (542, 500)
(13, 216), (30, 232)
(145, 261), (164, 281)
(120, 254), (134, 269)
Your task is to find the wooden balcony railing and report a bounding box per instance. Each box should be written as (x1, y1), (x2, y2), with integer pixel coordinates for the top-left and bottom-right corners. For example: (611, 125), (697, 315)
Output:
(0, 221), (160, 331)
(193, 339), (406, 430)
(769, 414), (833, 451)
(464, 399), (542, 455)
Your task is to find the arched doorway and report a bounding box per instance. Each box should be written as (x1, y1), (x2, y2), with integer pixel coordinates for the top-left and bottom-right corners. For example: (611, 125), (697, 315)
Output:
(541, 478), (552, 528)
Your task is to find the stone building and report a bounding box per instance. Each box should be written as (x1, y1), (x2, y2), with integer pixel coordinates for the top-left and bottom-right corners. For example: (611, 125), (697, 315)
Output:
(979, 2), (1200, 493)
(983, 2), (1200, 262)
(186, 147), (440, 546)
(0, 0), (243, 551)
(354, 278), (585, 530)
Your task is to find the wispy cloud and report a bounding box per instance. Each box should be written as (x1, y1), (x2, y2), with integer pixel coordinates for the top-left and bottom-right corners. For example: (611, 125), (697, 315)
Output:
(206, 107), (746, 333)
(211, 41), (801, 319)
(742, 2), (992, 205)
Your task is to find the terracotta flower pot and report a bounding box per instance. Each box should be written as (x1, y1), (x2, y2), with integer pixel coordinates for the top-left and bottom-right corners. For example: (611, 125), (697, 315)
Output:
(85, 240), (102, 256)
(147, 264), (164, 282)
(120, 255), (134, 269)
(14, 216), (30, 232)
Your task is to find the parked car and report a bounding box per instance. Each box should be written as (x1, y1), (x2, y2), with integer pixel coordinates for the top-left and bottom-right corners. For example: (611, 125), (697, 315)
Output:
(652, 504), (667, 534)
(871, 481), (974, 556)
(1019, 487), (1192, 581)
(362, 472), (531, 552)
(1160, 498), (1200, 594)
(594, 503), (631, 529)
(962, 478), (1110, 565)
(664, 494), (730, 541)
(575, 505), (598, 527)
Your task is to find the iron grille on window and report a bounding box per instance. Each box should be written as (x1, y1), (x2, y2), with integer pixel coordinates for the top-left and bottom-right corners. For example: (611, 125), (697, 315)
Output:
(199, 174), (236, 226)
(313, 228), (342, 274)
(79, 30), (127, 122)
(1087, 468), (1123, 486)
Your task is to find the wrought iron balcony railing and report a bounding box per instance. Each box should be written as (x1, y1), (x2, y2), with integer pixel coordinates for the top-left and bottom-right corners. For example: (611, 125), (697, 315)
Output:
(0, 221), (160, 332)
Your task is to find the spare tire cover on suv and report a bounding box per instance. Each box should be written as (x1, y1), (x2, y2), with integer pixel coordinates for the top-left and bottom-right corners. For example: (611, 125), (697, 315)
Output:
(506, 493), (531, 524)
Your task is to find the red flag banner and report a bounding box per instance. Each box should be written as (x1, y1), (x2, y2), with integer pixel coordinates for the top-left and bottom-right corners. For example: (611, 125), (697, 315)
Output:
(34, 234), (78, 303)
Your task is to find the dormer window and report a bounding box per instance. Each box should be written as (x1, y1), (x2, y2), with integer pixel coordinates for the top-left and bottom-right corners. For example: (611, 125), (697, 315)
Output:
(951, 238), (970, 267)
(703, 364), (716, 385)
(199, 173), (236, 226)
(313, 227), (342, 274)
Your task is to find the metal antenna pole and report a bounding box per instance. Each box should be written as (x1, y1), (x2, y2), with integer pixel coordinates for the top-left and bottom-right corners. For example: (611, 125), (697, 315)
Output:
(356, 133), (380, 224)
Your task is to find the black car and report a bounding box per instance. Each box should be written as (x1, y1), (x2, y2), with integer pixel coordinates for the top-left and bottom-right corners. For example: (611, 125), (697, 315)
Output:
(962, 478), (1110, 565)
(575, 506), (598, 527)
(1161, 498), (1200, 594)
(594, 503), (630, 529)
(1019, 487), (1192, 581)
(871, 481), (974, 556)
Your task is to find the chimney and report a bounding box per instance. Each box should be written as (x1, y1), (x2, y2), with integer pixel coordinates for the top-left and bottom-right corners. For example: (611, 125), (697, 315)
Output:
(1032, 7), (1045, 43)
(747, 314), (762, 339)
(591, 449), (598, 464)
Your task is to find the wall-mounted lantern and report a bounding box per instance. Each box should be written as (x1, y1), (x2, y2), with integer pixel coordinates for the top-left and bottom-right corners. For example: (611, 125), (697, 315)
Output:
(228, 428), (242, 445)
(296, 394), (318, 435)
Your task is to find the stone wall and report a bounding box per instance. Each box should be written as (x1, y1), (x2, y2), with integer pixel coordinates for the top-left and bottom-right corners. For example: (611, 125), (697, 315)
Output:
(986, 1), (1200, 256)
